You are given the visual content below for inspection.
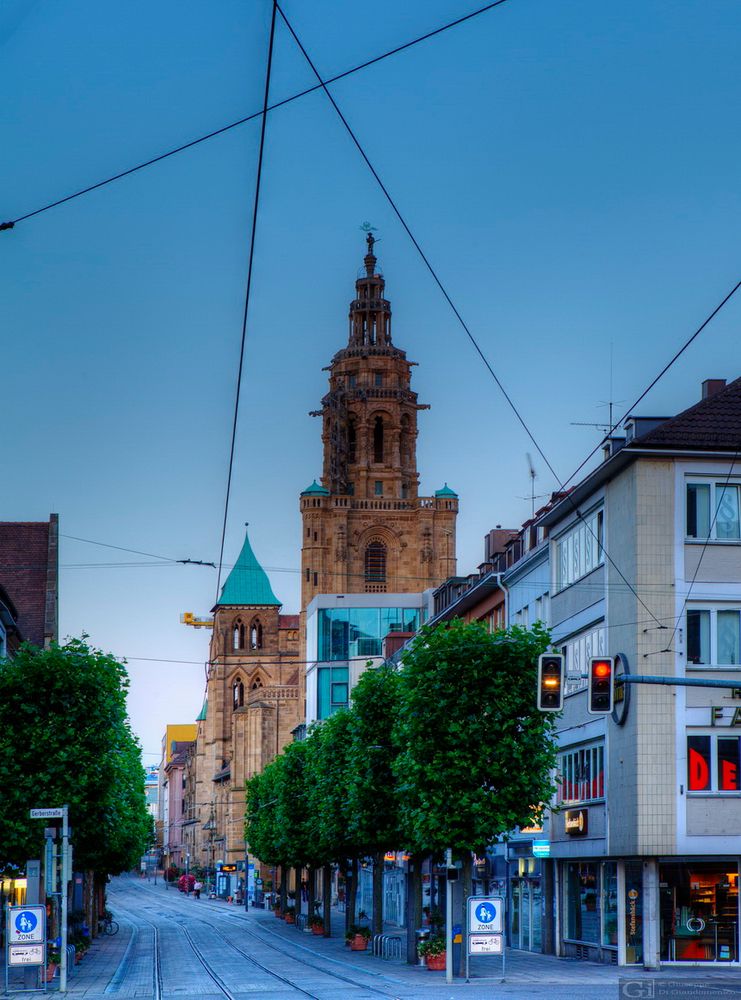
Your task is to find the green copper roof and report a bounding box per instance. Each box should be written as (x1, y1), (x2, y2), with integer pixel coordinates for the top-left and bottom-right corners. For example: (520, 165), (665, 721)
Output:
(301, 479), (330, 496)
(435, 482), (458, 497)
(217, 526), (280, 607)
(196, 699), (207, 722)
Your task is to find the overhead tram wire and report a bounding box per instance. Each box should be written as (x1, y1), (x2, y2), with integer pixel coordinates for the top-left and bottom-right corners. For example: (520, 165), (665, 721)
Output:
(215, 2), (277, 604)
(276, 2), (666, 632)
(0, 1), (510, 232)
(561, 279), (741, 493)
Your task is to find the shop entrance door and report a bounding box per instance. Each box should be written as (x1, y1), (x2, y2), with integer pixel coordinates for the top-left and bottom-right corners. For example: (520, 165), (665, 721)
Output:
(660, 862), (739, 962)
(511, 879), (542, 951)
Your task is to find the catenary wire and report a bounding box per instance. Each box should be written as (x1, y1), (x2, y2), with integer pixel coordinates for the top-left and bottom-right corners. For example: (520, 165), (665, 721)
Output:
(0, 1), (509, 231)
(276, 2), (667, 630)
(215, 2), (277, 604)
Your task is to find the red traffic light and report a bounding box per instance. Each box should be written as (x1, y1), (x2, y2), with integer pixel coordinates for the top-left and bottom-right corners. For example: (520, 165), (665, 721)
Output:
(588, 657), (614, 714)
(537, 653), (564, 712)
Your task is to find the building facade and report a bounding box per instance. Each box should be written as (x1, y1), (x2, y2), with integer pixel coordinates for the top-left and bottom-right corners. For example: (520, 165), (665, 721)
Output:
(0, 514), (58, 648)
(541, 376), (741, 968)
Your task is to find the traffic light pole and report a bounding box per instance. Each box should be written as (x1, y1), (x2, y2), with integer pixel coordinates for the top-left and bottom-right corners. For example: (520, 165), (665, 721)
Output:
(618, 675), (741, 690)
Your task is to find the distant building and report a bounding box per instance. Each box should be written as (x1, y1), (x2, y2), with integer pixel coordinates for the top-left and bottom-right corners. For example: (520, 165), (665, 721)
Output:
(0, 584), (23, 659)
(0, 514), (58, 648)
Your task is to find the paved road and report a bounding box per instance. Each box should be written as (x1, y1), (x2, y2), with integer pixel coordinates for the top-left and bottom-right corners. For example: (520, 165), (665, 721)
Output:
(13, 875), (741, 1000)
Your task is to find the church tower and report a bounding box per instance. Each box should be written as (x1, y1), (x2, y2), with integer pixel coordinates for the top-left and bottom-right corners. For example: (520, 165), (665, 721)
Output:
(300, 235), (458, 608)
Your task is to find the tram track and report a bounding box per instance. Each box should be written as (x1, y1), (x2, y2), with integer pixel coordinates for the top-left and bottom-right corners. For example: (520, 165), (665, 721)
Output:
(110, 887), (399, 1000)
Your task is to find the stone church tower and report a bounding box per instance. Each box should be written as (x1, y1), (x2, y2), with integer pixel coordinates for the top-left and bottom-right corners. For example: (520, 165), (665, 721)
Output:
(300, 234), (458, 609)
(190, 527), (300, 871)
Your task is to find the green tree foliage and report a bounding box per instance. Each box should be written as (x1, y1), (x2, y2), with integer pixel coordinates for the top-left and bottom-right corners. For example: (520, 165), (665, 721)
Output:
(393, 620), (558, 854)
(346, 664), (402, 854)
(245, 766), (281, 867)
(0, 638), (150, 873)
(304, 710), (354, 864)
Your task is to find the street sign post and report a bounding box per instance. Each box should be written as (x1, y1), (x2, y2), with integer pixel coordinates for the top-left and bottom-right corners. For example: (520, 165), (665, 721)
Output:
(29, 808), (64, 820)
(465, 896), (505, 982)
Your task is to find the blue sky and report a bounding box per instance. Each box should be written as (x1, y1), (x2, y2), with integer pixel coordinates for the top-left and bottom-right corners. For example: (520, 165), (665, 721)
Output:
(2, 0), (740, 762)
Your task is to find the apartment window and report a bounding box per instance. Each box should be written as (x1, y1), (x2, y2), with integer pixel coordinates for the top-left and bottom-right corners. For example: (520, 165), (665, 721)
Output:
(555, 508), (604, 591)
(558, 743), (605, 803)
(562, 623), (607, 694)
(687, 608), (741, 666)
(687, 481), (741, 540)
(688, 734), (740, 792)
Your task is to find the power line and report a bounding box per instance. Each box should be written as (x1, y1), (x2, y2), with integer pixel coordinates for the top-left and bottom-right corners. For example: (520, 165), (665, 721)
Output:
(215, 1), (278, 604)
(0, 1), (509, 231)
(276, 2), (666, 632)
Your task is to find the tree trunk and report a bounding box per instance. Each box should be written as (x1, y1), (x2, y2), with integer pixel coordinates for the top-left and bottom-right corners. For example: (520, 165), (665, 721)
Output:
(372, 851), (384, 936)
(308, 867), (317, 920)
(293, 865), (302, 919)
(280, 867), (288, 912)
(322, 863), (332, 937)
(346, 857), (359, 935)
(405, 854), (424, 965)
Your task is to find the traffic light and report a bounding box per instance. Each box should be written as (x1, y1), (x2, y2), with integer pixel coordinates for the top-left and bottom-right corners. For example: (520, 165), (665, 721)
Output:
(588, 656), (614, 714)
(537, 653), (564, 711)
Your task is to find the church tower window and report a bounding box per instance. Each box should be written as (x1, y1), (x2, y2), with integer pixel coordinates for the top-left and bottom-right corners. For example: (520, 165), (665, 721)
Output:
(232, 677), (244, 709)
(250, 619), (263, 650)
(233, 620), (246, 651)
(348, 416), (357, 464)
(365, 540), (387, 584)
(373, 416), (384, 463)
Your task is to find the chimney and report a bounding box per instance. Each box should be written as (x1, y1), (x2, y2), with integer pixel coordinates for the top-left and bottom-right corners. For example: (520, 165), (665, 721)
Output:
(702, 379), (726, 400)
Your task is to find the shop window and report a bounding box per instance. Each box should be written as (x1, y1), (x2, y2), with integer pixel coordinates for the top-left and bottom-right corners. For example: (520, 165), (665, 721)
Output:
(566, 863), (600, 943)
(687, 608), (741, 666)
(687, 481), (741, 540)
(687, 734), (740, 792)
(660, 862), (739, 961)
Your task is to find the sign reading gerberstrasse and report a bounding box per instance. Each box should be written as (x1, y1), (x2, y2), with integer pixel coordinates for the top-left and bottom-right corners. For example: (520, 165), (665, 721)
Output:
(30, 807), (64, 819)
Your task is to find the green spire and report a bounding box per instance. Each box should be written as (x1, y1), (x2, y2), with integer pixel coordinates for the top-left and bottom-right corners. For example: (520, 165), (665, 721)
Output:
(217, 524), (280, 607)
(434, 482), (458, 498)
(196, 698), (207, 722)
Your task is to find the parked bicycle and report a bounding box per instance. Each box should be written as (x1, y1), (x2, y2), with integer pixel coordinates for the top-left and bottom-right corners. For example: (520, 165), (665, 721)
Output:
(98, 912), (119, 935)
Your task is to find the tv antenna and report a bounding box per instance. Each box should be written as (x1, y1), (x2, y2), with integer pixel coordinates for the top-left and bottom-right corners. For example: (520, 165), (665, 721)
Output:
(517, 453), (549, 517)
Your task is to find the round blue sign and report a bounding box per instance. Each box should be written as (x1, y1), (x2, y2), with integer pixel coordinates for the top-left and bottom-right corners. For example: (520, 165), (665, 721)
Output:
(474, 902), (496, 924)
(15, 911), (38, 934)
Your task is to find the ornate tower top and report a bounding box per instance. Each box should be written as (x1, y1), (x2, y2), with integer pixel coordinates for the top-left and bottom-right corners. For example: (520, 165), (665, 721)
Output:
(344, 230), (396, 354)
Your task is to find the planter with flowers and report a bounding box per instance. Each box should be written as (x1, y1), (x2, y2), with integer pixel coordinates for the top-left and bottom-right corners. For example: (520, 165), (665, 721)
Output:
(45, 943), (61, 981)
(283, 905), (296, 925)
(308, 914), (324, 935)
(419, 933), (446, 971)
(345, 925), (371, 951)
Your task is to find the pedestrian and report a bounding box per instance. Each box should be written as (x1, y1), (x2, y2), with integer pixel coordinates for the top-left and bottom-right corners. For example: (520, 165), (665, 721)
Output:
(194, 880), (202, 900)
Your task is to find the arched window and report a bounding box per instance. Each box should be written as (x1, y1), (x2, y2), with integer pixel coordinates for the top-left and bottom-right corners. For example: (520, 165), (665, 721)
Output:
(233, 619), (246, 651)
(251, 677), (263, 691)
(365, 540), (387, 583)
(250, 619), (263, 650)
(348, 416), (357, 464)
(400, 413), (412, 467)
(232, 677), (244, 709)
(373, 416), (384, 463)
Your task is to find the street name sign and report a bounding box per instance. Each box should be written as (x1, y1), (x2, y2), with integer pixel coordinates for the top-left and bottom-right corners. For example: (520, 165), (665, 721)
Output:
(30, 808), (64, 819)
(468, 896), (503, 934)
(8, 906), (45, 944)
(469, 934), (503, 955)
(8, 944), (44, 966)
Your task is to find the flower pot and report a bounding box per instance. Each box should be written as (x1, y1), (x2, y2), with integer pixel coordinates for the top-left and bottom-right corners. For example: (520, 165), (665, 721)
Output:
(273, 909), (282, 918)
(350, 934), (368, 951)
(284, 915), (295, 925)
(311, 924), (324, 935)
(426, 953), (446, 971)
(44, 964), (57, 982)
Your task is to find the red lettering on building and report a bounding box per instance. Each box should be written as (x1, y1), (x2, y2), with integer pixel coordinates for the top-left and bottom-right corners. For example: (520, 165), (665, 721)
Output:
(689, 747), (710, 790)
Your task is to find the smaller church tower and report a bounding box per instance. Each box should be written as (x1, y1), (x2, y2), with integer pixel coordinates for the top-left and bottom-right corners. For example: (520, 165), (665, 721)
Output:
(193, 525), (300, 869)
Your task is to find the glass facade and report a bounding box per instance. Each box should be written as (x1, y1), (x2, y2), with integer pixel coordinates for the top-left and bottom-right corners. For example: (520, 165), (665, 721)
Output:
(316, 665), (349, 720)
(318, 607), (421, 661)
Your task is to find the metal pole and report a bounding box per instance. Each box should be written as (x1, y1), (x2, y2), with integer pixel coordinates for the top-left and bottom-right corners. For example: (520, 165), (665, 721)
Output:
(60, 805), (69, 993)
(445, 848), (453, 984)
(622, 675), (741, 690)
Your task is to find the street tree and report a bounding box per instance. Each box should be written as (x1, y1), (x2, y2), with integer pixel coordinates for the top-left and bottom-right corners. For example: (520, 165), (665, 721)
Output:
(0, 637), (150, 874)
(393, 620), (559, 968)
